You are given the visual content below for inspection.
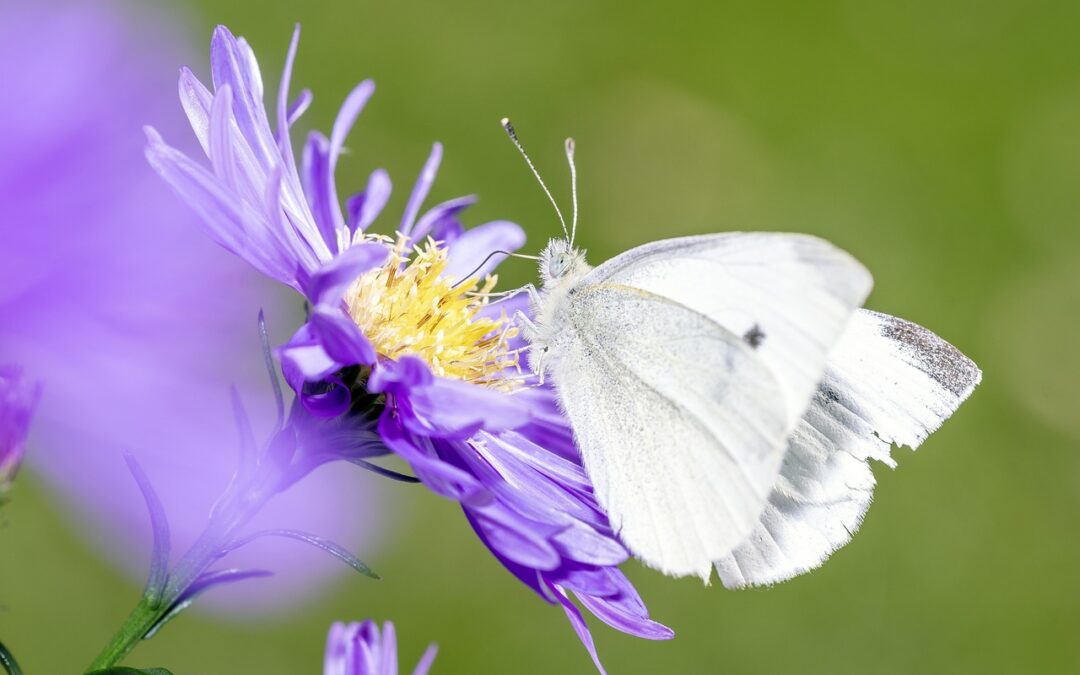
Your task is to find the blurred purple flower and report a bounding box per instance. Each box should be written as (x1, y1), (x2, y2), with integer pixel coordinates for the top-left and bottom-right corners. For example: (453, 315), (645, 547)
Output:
(0, 367), (39, 495)
(145, 23), (672, 671)
(0, 0), (383, 614)
(324, 620), (437, 675)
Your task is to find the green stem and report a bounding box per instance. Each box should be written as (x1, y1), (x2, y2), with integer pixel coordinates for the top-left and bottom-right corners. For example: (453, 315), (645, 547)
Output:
(84, 596), (170, 672)
(0, 640), (24, 675)
(84, 483), (272, 672)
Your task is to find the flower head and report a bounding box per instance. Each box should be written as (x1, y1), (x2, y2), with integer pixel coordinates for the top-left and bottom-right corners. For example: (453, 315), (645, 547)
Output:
(146, 24), (671, 670)
(0, 367), (39, 494)
(325, 620), (437, 675)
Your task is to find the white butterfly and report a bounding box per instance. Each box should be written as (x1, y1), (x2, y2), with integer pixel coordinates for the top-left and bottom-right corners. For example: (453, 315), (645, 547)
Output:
(502, 121), (981, 584)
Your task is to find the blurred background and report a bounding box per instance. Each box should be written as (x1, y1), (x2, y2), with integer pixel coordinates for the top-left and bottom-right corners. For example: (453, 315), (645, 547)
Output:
(1, 0), (1078, 673)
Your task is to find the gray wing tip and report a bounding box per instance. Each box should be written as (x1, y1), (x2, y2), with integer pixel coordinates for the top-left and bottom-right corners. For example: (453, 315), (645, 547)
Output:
(870, 309), (982, 401)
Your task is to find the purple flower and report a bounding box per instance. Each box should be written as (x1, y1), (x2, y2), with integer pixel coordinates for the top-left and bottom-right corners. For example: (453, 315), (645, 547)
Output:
(146, 24), (671, 670)
(0, 0), (381, 615)
(324, 620), (437, 675)
(0, 367), (39, 494)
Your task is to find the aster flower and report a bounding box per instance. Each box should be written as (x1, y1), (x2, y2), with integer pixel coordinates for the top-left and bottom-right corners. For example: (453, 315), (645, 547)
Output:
(324, 620), (437, 675)
(0, 367), (39, 499)
(145, 23), (672, 671)
(0, 0), (378, 614)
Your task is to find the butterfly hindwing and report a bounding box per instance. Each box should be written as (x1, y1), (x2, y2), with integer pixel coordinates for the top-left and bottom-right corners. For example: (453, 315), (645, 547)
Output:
(714, 309), (982, 588)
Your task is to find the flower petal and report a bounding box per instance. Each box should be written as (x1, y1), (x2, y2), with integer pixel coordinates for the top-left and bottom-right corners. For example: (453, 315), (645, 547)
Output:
(576, 587), (675, 641)
(303, 131), (339, 252)
(310, 306), (378, 367)
(443, 220), (527, 281)
(409, 194), (477, 246)
(304, 242), (388, 305)
(210, 25), (276, 169)
(544, 580), (608, 675)
(399, 142), (442, 236)
(346, 169), (393, 234)
(412, 644), (438, 675)
(178, 67), (213, 155)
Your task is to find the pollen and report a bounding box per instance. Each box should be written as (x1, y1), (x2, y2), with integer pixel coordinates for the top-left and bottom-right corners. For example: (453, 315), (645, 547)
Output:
(346, 236), (520, 389)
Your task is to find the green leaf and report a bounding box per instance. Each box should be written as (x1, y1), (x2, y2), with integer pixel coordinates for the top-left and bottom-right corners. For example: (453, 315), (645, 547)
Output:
(86, 668), (174, 675)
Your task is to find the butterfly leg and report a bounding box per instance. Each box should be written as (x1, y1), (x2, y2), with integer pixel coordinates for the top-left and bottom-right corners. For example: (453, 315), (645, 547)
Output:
(512, 285), (549, 385)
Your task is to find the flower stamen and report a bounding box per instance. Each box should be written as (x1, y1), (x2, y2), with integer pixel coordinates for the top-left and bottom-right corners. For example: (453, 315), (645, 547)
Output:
(346, 236), (520, 389)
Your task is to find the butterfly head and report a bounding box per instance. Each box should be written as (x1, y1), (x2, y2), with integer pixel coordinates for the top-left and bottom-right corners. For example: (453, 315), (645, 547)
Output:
(539, 238), (588, 287)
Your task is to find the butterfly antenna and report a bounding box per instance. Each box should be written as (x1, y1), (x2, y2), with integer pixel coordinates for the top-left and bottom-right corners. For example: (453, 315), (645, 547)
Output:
(565, 137), (578, 246)
(501, 118), (570, 240)
(450, 249), (541, 289)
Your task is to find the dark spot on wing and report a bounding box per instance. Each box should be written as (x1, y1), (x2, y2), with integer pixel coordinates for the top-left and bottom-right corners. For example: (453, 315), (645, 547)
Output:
(874, 310), (981, 398)
(744, 324), (766, 349)
(819, 384), (842, 405)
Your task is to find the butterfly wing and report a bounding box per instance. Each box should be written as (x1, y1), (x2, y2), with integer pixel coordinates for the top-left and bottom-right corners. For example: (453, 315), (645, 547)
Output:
(583, 232), (874, 433)
(714, 309), (982, 588)
(546, 283), (789, 580)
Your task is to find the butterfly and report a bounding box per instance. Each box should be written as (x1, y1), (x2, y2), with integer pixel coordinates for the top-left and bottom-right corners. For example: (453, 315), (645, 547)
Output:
(501, 120), (981, 585)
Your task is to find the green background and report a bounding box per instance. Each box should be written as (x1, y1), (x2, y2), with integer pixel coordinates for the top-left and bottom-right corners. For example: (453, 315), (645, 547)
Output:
(4, 0), (1080, 673)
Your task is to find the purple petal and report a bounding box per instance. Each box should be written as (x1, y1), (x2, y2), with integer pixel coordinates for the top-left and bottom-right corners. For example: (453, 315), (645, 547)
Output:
(412, 644), (438, 675)
(279, 322), (340, 387)
(549, 564), (622, 598)
(576, 588), (675, 641)
(302, 80), (376, 251)
(300, 376), (352, 418)
(303, 132), (339, 252)
(178, 67), (212, 155)
(544, 580), (608, 675)
(430, 217), (464, 245)
(275, 24), (302, 181)
(551, 522), (628, 566)
(285, 89), (312, 130)
(444, 220), (527, 281)
(210, 25), (276, 168)
(310, 306), (378, 367)
(304, 243), (388, 305)
(346, 169), (392, 233)
(144, 127), (299, 287)
(401, 376), (533, 438)
(468, 504), (563, 570)
(377, 416), (484, 502)
(368, 355), (434, 393)
(409, 195), (477, 246)
(399, 143), (442, 236)
(380, 620), (398, 675)
(329, 80), (376, 167)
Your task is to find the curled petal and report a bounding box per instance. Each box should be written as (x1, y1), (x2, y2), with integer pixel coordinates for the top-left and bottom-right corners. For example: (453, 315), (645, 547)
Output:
(310, 307), (378, 367)
(279, 322), (339, 387)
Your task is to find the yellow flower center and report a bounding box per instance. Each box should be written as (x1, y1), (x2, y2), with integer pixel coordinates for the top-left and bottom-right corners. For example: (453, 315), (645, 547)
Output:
(346, 236), (520, 389)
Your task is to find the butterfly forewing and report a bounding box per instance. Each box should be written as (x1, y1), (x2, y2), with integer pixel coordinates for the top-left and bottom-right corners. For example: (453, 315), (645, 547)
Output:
(546, 283), (789, 580)
(582, 233), (874, 432)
